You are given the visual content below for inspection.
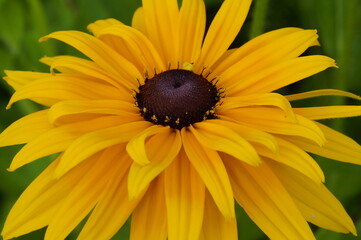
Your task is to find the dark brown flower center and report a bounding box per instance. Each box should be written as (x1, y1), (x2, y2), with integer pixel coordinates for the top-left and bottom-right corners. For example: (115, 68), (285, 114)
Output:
(135, 69), (220, 129)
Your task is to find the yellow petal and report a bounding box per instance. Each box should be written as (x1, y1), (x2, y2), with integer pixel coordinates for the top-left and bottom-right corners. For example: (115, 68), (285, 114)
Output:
(190, 122), (260, 166)
(55, 120), (152, 177)
(213, 118), (278, 153)
(269, 161), (357, 235)
(44, 146), (123, 240)
(255, 137), (324, 183)
(196, 0), (252, 70)
(285, 89), (361, 101)
(221, 108), (326, 146)
(294, 106), (361, 120)
(285, 122), (361, 165)
(224, 157), (316, 240)
(4, 70), (51, 91)
(87, 18), (124, 36)
(48, 99), (138, 126)
(130, 177), (167, 240)
(215, 29), (320, 86)
(199, 191), (238, 240)
(182, 128), (235, 219)
(2, 153), (99, 239)
(211, 27), (318, 77)
(7, 74), (123, 108)
(178, 0), (206, 64)
(131, 7), (147, 35)
(126, 125), (171, 166)
(219, 93), (296, 121)
(226, 55), (336, 95)
(1, 158), (59, 239)
(40, 55), (129, 90)
(128, 130), (181, 199)
(142, 0), (179, 64)
(40, 31), (141, 89)
(96, 24), (166, 78)
(8, 116), (130, 171)
(77, 154), (140, 240)
(164, 152), (205, 240)
(0, 110), (52, 146)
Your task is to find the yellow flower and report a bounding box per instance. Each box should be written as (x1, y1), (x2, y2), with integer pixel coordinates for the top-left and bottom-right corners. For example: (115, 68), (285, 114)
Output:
(1, 0), (361, 239)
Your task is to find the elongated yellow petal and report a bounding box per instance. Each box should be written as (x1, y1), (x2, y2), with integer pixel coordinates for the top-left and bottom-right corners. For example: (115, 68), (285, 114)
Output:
(164, 152), (205, 240)
(4, 71), (51, 91)
(126, 125), (170, 166)
(49, 99), (139, 126)
(196, 0), (252, 70)
(227, 55), (336, 95)
(45, 147), (123, 240)
(212, 118), (278, 152)
(7, 74), (123, 108)
(285, 122), (361, 165)
(128, 130), (181, 199)
(0, 110), (52, 146)
(190, 123), (260, 166)
(130, 177), (167, 240)
(255, 137), (324, 183)
(8, 116), (130, 171)
(2, 154), (99, 239)
(199, 191), (238, 240)
(270, 161), (356, 235)
(40, 55), (129, 90)
(216, 29), (319, 85)
(97, 24), (166, 78)
(132, 7), (147, 35)
(294, 106), (361, 120)
(55, 121), (151, 177)
(182, 128), (235, 219)
(224, 158), (315, 240)
(2, 159), (59, 239)
(285, 89), (361, 101)
(178, 0), (206, 64)
(40, 31), (141, 89)
(221, 108), (326, 146)
(219, 93), (296, 121)
(77, 154), (142, 240)
(142, 0), (179, 64)
(211, 27), (318, 77)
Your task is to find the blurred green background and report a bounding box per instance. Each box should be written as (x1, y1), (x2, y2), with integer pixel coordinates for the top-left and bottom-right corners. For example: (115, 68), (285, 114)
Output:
(0, 0), (360, 239)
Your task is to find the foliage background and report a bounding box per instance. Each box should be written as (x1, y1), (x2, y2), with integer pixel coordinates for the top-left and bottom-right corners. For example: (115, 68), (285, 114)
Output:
(0, 0), (360, 239)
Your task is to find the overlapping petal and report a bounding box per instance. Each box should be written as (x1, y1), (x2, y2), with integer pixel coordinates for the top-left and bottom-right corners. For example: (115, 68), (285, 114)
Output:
(77, 154), (141, 240)
(190, 123), (260, 166)
(40, 31), (141, 89)
(0, 110), (52, 146)
(178, 0), (206, 64)
(141, 0), (179, 64)
(196, 0), (252, 70)
(164, 152), (205, 240)
(294, 106), (361, 120)
(224, 157), (316, 240)
(130, 177), (167, 240)
(128, 129), (181, 199)
(199, 191), (238, 240)
(210, 27), (319, 77)
(4, 70), (51, 91)
(269, 161), (356, 235)
(54, 120), (152, 177)
(285, 122), (361, 165)
(182, 128), (235, 219)
(221, 107), (326, 146)
(8, 116), (133, 171)
(7, 74), (123, 108)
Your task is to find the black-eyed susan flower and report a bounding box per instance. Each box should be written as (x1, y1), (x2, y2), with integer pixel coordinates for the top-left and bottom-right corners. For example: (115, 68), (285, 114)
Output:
(1, 0), (361, 239)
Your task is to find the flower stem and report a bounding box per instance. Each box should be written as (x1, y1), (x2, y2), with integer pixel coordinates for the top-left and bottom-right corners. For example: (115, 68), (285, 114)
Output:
(249, 0), (269, 39)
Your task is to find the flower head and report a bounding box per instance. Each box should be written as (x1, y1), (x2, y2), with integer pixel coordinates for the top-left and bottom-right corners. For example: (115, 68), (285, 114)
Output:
(1, 0), (361, 239)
